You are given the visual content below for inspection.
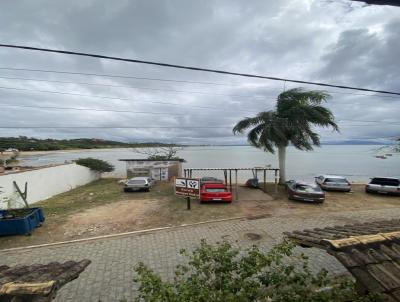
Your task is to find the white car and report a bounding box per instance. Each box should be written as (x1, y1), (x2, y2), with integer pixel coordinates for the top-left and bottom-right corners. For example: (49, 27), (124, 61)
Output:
(124, 177), (154, 192)
(366, 177), (400, 196)
(315, 175), (351, 192)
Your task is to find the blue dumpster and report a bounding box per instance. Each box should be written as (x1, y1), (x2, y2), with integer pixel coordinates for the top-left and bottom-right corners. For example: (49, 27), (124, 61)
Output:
(0, 208), (45, 236)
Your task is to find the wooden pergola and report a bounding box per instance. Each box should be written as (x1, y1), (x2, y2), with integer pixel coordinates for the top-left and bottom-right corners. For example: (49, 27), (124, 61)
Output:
(285, 219), (400, 301)
(184, 167), (279, 199)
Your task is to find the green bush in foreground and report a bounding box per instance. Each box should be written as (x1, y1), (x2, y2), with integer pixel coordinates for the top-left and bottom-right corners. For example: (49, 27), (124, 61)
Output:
(133, 240), (382, 302)
(75, 158), (114, 173)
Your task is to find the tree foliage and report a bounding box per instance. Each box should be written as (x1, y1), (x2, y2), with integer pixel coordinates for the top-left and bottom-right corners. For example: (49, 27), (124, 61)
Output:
(233, 88), (339, 153)
(75, 158), (114, 173)
(133, 239), (381, 302)
(134, 147), (185, 161)
(0, 152), (19, 167)
(0, 136), (179, 151)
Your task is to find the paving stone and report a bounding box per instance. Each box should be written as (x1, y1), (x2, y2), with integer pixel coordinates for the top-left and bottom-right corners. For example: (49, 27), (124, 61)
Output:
(2, 208), (400, 301)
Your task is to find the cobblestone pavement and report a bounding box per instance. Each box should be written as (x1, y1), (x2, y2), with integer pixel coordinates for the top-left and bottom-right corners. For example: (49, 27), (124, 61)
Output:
(2, 207), (400, 301)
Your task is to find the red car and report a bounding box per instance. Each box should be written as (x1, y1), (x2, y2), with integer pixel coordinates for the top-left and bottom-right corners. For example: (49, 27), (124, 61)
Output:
(200, 183), (232, 203)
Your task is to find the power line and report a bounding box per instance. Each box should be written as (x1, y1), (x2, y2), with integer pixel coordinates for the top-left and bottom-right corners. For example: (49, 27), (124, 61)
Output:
(0, 67), (233, 86)
(1, 67), (399, 100)
(0, 126), (234, 129)
(338, 119), (400, 125)
(0, 85), (260, 113)
(0, 103), (187, 116)
(2, 102), (400, 126)
(1, 44), (400, 96)
(1, 101), (399, 126)
(0, 75), (270, 100)
(0, 123), (398, 129)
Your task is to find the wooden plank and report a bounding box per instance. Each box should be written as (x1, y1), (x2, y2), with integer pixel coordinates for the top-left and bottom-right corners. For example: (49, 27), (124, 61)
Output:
(348, 267), (386, 293)
(366, 264), (400, 291)
(333, 251), (360, 268)
(286, 233), (326, 248)
(382, 232), (400, 241)
(0, 281), (55, 295)
(380, 244), (400, 261)
(323, 237), (361, 249)
(303, 229), (341, 240)
(351, 248), (380, 265)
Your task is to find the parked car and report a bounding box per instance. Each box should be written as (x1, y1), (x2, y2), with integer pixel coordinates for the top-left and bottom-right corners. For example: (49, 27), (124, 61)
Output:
(315, 175), (351, 192)
(124, 177), (153, 192)
(200, 176), (224, 184)
(200, 183), (232, 203)
(287, 180), (325, 203)
(365, 177), (400, 196)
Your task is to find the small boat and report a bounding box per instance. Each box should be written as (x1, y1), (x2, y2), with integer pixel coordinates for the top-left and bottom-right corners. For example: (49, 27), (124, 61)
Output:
(385, 154), (393, 157)
(375, 155), (387, 159)
(245, 178), (259, 188)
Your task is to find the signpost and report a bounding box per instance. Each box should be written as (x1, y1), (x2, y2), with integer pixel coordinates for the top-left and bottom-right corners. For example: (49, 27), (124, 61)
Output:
(175, 178), (200, 210)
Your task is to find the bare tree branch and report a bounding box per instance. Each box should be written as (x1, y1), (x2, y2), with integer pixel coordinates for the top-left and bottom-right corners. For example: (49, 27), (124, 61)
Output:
(133, 146), (184, 161)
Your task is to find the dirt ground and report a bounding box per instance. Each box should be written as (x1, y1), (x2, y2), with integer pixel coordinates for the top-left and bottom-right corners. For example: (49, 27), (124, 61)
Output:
(0, 179), (399, 249)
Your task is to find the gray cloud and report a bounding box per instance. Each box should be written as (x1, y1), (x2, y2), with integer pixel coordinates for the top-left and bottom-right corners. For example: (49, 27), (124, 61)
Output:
(0, 0), (399, 144)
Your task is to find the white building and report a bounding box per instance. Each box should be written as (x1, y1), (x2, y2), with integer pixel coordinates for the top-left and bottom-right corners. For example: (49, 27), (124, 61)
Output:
(119, 159), (183, 181)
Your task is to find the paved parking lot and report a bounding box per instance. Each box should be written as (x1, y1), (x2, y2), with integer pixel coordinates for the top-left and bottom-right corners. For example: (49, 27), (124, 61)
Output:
(2, 207), (400, 301)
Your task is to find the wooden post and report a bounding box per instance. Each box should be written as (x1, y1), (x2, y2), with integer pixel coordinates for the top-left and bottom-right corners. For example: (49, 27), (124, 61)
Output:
(13, 181), (29, 208)
(184, 169), (187, 178)
(235, 169), (238, 201)
(229, 170), (232, 192)
(224, 170), (228, 185)
(274, 169), (278, 193)
(159, 168), (162, 181)
(263, 169), (266, 192)
(187, 197), (191, 210)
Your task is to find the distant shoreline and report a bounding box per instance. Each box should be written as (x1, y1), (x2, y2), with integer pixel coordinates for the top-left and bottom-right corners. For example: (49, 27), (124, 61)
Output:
(19, 147), (135, 157)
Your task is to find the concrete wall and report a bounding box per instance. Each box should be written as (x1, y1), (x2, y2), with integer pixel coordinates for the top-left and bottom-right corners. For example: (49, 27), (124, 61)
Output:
(0, 163), (99, 208)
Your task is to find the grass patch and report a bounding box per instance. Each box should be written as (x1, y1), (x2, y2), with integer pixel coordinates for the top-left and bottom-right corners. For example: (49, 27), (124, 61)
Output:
(36, 179), (177, 222)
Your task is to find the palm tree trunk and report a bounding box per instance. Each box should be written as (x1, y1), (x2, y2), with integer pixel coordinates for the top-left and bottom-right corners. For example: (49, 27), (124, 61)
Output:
(278, 146), (286, 184)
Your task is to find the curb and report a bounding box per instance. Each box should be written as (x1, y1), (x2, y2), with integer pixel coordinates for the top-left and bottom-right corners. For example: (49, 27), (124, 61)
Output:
(0, 215), (251, 253)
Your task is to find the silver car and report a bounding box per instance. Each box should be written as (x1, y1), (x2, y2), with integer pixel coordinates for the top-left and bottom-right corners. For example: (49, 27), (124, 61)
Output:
(315, 175), (351, 192)
(124, 177), (153, 192)
(366, 177), (400, 196)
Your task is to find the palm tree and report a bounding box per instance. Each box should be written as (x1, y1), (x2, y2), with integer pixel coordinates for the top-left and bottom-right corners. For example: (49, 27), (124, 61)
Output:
(233, 88), (339, 184)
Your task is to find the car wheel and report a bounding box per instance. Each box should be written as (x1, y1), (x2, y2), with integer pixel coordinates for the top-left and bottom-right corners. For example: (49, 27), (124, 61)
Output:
(123, 188), (130, 193)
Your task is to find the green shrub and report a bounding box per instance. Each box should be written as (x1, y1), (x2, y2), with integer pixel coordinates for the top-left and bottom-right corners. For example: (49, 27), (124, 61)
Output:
(75, 158), (114, 173)
(133, 240), (382, 302)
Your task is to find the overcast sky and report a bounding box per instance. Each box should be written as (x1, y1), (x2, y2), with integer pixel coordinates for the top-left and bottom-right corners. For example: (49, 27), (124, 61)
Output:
(0, 0), (399, 145)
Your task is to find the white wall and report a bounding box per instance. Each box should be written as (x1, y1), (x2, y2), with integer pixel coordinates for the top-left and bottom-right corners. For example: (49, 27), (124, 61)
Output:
(0, 163), (99, 208)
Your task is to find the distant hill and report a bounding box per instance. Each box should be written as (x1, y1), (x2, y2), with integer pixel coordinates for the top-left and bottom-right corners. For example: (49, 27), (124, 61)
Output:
(0, 137), (178, 151)
(321, 140), (393, 145)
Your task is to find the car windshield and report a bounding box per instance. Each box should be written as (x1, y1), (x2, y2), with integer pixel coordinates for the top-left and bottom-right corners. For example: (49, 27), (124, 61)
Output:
(296, 184), (321, 193)
(370, 178), (400, 186)
(325, 178), (348, 183)
(206, 188), (226, 193)
(128, 180), (146, 184)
